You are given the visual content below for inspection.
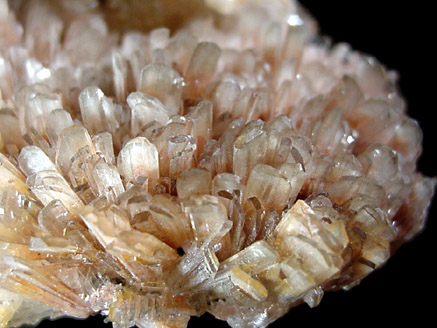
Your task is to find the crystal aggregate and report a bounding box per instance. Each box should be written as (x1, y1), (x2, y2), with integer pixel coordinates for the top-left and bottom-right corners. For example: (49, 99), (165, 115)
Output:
(0, 1), (435, 327)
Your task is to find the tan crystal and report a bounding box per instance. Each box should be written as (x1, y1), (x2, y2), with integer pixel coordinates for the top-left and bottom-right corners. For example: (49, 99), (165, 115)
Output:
(245, 163), (304, 213)
(138, 63), (184, 116)
(128, 91), (169, 135)
(117, 137), (160, 189)
(27, 171), (84, 213)
(185, 42), (221, 98)
(55, 125), (96, 176)
(176, 168), (212, 199)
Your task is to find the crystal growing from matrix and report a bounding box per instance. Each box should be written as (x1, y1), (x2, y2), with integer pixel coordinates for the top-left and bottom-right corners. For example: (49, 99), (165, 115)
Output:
(0, 0), (435, 327)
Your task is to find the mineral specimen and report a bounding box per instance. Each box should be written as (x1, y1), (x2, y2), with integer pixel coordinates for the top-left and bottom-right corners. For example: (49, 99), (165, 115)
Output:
(0, 0), (434, 327)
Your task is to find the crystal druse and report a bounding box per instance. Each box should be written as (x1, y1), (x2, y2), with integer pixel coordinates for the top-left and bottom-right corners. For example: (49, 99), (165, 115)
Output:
(0, 1), (435, 327)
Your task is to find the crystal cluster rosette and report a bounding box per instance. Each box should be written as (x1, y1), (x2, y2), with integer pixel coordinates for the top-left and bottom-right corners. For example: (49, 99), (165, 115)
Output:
(0, 1), (435, 327)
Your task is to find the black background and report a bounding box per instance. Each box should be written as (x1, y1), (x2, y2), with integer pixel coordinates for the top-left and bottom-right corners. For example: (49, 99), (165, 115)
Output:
(35, 1), (436, 327)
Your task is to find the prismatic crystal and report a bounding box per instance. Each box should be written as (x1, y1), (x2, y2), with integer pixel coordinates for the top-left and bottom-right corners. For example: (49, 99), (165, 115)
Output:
(0, 1), (435, 327)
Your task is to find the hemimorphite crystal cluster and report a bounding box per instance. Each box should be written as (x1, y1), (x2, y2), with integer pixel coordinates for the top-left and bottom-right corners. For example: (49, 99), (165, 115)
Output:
(0, 1), (434, 327)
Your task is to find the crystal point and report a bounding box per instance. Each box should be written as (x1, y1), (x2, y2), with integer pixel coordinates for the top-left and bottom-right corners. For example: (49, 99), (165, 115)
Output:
(138, 63), (183, 116)
(117, 136), (159, 189)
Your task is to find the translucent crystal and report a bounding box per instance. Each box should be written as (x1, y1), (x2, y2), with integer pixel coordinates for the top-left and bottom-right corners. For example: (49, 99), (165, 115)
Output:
(176, 168), (211, 199)
(92, 162), (125, 202)
(92, 132), (116, 165)
(244, 163), (304, 213)
(0, 154), (32, 196)
(128, 91), (169, 136)
(0, 109), (26, 150)
(275, 200), (348, 285)
(37, 200), (75, 237)
(17, 146), (56, 177)
(186, 100), (213, 155)
(137, 63), (184, 116)
(55, 125), (96, 176)
(22, 92), (63, 137)
(185, 42), (221, 98)
(182, 195), (229, 243)
(27, 171), (84, 213)
(79, 87), (119, 135)
(117, 137), (159, 189)
(45, 109), (74, 146)
(112, 51), (128, 103)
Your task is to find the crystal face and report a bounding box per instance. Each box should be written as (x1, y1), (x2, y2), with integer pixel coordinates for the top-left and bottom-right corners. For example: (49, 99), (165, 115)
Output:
(0, 1), (435, 327)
